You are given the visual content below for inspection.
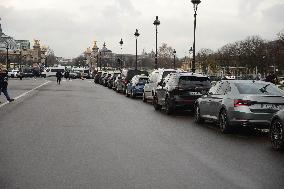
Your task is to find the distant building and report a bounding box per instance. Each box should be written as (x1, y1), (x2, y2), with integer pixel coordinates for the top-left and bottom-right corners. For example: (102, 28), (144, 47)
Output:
(15, 40), (30, 50)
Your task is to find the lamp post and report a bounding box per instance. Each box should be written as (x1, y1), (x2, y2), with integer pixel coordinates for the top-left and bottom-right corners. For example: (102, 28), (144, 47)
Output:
(6, 43), (9, 69)
(134, 29), (140, 70)
(153, 16), (160, 69)
(119, 38), (123, 69)
(173, 49), (176, 69)
(190, 0), (201, 73)
(189, 47), (193, 71)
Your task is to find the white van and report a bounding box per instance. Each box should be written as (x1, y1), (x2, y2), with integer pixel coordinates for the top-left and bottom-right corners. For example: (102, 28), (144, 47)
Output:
(42, 66), (65, 77)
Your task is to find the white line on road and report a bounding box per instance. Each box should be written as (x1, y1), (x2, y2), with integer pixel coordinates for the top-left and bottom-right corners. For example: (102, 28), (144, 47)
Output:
(0, 81), (50, 108)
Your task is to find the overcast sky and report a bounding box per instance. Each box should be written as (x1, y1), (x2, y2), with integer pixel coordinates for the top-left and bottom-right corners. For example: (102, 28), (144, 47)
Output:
(1, 0), (283, 58)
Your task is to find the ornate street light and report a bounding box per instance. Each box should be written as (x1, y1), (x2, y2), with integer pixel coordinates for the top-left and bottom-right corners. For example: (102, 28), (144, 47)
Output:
(134, 29), (140, 70)
(190, 0), (201, 73)
(153, 16), (160, 69)
(173, 49), (176, 69)
(119, 38), (123, 69)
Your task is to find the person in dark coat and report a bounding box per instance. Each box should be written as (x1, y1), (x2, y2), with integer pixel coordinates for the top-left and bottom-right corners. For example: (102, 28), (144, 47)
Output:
(56, 70), (63, 85)
(0, 67), (14, 103)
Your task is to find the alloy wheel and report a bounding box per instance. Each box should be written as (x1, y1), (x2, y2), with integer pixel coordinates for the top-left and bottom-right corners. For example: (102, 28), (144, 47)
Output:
(270, 119), (284, 150)
(219, 110), (231, 133)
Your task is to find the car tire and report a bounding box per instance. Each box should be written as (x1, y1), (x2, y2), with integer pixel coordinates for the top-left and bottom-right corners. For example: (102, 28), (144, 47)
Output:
(219, 109), (232, 134)
(195, 104), (204, 123)
(142, 92), (147, 102)
(125, 89), (129, 97)
(270, 118), (284, 151)
(131, 90), (135, 99)
(165, 97), (174, 115)
(153, 95), (162, 111)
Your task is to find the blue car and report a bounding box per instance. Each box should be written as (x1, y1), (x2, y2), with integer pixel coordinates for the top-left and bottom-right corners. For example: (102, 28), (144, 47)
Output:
(125, 75), (149, 98)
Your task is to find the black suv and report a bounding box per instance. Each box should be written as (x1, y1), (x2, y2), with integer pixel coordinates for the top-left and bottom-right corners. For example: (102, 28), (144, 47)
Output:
(153, 72), (211, 114)
(121, 69), (148, 94)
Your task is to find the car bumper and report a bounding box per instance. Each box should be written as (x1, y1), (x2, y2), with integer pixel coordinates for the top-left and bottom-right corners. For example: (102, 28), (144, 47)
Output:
(228, 109), (274, 128)
(172, 95), (201, 109)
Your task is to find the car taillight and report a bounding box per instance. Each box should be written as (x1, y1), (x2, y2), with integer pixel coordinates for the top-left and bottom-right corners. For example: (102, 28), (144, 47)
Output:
(234, 99), (251, 107)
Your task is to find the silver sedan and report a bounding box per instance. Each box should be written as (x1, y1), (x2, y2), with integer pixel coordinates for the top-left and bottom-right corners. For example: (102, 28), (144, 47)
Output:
(195, 80), (284, 133)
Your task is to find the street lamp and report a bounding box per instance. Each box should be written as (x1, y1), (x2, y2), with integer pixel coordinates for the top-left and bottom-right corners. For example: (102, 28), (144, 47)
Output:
(5, 42), (9, 69)
(189, 47), (193, 71)
(134, 29), (140, 70)
(173, 49), (176, 69)
(119, 38), (123, 69)
(190, 0), (201, 73)
(153, 16), (160, 69)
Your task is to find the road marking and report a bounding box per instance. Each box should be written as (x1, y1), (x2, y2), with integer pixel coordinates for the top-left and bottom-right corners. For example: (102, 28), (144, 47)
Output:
(0, 81), (50, 108)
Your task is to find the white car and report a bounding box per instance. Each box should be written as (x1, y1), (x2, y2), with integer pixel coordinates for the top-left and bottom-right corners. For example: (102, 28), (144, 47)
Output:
(8, 69), (20, 78)
(143, 68), (177, 102)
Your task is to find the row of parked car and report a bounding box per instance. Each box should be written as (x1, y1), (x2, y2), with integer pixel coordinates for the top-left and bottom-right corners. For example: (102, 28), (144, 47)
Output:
(94, 68), (284, 151)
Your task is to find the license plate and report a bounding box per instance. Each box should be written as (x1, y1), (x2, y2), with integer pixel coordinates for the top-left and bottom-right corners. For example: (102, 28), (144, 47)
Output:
(261, 104), (281, 110)
(189, 92), (201, 95)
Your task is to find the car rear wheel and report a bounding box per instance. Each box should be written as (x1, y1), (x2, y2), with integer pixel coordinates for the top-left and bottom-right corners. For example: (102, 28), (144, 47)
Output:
(195, 104), (204, 123)
(270, 118), (284, 150)
(153, 95), (161, 111)
(165, 97), (174, 115)
(219, 109), (232, 134)
(142, 92), (147, 102)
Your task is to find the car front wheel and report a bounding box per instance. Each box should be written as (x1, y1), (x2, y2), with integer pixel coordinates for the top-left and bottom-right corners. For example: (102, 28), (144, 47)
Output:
(153, 95), (161, 111)
(270, 118), (284, 150)
(142, 92), (147, 102)
(195, 104), (204, 123)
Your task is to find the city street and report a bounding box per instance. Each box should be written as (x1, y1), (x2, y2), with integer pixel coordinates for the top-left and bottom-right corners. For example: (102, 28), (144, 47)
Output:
(0, 78), (283, 189)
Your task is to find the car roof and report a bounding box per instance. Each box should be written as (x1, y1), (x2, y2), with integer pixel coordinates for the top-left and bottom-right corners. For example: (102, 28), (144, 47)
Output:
(222, 80), (271, 84)
(173, 72), (209, 78)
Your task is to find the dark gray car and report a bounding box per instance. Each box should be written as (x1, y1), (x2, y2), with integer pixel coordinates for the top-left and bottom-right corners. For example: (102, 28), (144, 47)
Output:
(270, 109), (284, 150)
(195, 80), (284, 133)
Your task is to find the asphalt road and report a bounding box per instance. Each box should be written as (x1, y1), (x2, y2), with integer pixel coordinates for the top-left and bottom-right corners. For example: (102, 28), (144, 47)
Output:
(0, 78), (283, 189)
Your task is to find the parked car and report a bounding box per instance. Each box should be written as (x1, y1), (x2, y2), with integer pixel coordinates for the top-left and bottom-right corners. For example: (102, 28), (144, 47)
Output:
(22, 68), (34, 78)
(195, 80), (284, 133)
(114, 74), (123, 92)
(99, 72), (108, 85)
(107, 71), (121, 89)
(270, 109), (284, 150)
(102, 72), (112, 86)
(94, 71), (102, 83)
(125, 75), (149, 98)
(143, 69), (177, 102)
(8, 69), (20, 78)
(121, 69), (148, 94)
(153, 72), (211, 114)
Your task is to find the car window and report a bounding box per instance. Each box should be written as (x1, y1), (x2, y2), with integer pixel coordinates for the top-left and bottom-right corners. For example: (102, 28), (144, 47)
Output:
(234, 83), (284, 95)
(178, 76), (211, 86)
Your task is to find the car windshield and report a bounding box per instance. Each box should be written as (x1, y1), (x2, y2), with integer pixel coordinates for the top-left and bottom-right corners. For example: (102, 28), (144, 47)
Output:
(162, 71), (175, 79)
(235, 82), (284, 95)
(179, 76), (211, 86)
(138, 78), (148, 84)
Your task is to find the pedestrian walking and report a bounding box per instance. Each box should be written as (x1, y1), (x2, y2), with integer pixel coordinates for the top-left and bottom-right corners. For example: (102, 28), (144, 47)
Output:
(56, 70), (63, 85)
(0, 66), (14, 103)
